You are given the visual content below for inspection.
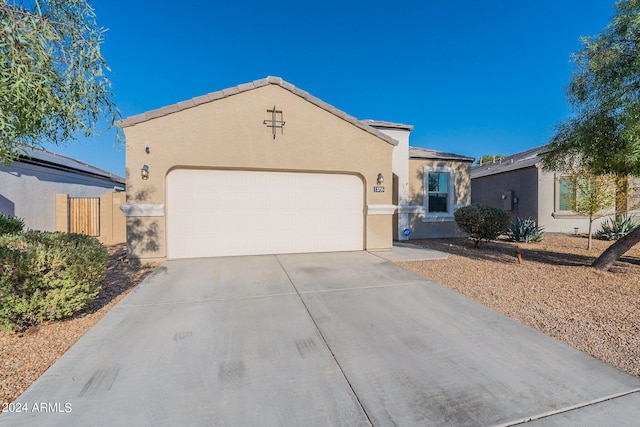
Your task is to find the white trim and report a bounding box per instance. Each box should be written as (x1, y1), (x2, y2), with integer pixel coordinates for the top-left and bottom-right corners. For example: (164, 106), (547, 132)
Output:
(423, 166), (455, 217)
(367, 204), (397, 215)
(120, 204), (165, 217)
(421, 214), (455, 223)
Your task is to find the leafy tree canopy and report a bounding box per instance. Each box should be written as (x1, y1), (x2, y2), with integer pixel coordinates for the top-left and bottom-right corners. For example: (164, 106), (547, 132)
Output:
(0, 0), (118, 162)
(542, 0), (640, 176)
(541, 0), (640, 270)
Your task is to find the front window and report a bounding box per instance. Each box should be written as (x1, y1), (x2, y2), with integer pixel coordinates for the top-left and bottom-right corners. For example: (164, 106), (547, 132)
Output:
(558, 177), (575, 211)
(427, 172), (450, 213)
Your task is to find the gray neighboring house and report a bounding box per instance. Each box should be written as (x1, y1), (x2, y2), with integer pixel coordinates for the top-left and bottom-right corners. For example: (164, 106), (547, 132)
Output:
(471, 145), (628, 233)
(0, 148), (125, 232)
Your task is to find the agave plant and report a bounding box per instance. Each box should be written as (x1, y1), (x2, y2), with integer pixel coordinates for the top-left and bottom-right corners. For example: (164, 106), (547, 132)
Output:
(595, 215), (638, 241)
(507, 217), (544, 243)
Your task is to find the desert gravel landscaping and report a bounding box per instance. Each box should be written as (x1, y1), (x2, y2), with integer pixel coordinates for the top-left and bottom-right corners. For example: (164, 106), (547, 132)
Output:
(1, 234), (639, 407)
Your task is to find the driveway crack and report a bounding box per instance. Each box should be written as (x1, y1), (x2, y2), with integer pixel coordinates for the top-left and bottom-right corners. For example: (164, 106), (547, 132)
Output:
(495, 387), (640, 426)
(275, 254), (374, 427)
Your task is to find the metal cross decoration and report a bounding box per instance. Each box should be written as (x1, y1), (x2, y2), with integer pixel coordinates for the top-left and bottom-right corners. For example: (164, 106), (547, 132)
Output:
(263, 105), (285, 139)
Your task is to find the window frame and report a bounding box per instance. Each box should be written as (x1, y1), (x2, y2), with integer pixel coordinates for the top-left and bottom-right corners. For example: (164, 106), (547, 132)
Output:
(423, 166), (455, 221)
(553, 174), (592, 218)
(556, 175), (576, 213)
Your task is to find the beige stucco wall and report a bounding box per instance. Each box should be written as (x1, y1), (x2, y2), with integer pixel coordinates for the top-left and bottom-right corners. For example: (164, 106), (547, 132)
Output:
(403, 158), (471, 239)
(538, 170), (638, 234)
(99, 192), (126, 244)
(122, 84), (394, 261)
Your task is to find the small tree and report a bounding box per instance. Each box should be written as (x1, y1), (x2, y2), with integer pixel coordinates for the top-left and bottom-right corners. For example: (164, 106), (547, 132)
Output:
(562, 173), (616, 250)
(454, 203), (510, 248)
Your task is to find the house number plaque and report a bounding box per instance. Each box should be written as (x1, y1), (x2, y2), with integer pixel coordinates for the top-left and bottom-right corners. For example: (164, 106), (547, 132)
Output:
(374, 186), (385, 192)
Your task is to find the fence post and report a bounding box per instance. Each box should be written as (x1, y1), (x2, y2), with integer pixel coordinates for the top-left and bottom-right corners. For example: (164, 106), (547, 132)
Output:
(55, 194), (69, 232)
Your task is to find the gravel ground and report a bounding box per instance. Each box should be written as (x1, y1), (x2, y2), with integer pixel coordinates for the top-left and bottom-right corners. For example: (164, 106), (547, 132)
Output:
(0, 244), (159, 406)
(2, 235), (639, 406)
(399, 234), (640, 378)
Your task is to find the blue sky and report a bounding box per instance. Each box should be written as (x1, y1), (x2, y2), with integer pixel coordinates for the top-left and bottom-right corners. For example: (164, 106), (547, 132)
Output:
(44, 0), (616, 177)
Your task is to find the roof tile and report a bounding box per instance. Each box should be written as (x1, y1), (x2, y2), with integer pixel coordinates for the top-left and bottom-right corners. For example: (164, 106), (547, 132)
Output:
(222, 86), (240, 97)
(144, 109), (165, 120)
(206, 90), (225, 101)
(116, 76), (399, 146)
(192, 94), (210, 105)
(177, 99), (196, 109)
(159, 104), (180, 115)
(236, 82), (255, 92)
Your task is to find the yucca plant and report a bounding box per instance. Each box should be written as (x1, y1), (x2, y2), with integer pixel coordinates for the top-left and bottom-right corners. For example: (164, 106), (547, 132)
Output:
(507, 217), (544, 243)
(596, 215), (638, 241)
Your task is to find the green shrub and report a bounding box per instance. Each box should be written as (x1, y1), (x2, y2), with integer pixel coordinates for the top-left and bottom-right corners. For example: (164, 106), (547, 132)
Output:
(0, 213), (24, 236)
(595, 215), (638, 241)
(507, 217), (545, 243)
(454, 203), (510, 247)
(0, 231), (107, 332)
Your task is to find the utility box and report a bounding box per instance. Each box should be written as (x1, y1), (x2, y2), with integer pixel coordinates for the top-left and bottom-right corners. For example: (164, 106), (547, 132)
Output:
(503, 190), (514, 211)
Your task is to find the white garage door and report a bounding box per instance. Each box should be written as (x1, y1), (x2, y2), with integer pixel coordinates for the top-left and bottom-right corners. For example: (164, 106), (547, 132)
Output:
(166, 170), (364, 259)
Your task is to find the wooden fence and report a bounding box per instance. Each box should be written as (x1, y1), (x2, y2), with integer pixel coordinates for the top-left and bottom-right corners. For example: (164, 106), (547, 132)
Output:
(56, 193), (126, 243)
(68, 197), (100, 236)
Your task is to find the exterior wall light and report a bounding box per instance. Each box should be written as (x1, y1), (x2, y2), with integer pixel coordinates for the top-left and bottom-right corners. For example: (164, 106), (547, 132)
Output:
(377, 173), (384, 185)
(141, 164), (149, 180)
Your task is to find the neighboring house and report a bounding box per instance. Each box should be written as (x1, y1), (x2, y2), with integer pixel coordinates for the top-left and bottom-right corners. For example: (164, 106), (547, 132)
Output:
(118, 76), (473, 262)
(470, 145), (633, 233)
(0, 148), (125, 234)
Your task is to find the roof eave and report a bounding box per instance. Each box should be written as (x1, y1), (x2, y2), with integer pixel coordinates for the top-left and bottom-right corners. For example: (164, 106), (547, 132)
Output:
(117, 76), (398, 147)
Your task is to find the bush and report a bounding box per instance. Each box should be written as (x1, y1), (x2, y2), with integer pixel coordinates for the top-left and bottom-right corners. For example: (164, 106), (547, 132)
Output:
(595, 215), (638, 241)
(454, 203), (510, 247)
(0, 231), (108, 332)
(0, 213), (24, 236)
(507, 217), (544, 243)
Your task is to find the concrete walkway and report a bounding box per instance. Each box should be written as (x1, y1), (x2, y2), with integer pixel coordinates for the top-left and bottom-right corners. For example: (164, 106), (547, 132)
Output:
(2, 251), (640, 426)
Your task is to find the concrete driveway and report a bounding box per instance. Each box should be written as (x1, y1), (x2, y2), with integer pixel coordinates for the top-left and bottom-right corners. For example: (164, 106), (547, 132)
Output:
(2, 250), (640, 426)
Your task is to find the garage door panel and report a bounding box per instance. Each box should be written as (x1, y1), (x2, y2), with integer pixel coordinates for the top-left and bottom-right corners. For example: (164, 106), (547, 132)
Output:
(167, 170), (364, 259)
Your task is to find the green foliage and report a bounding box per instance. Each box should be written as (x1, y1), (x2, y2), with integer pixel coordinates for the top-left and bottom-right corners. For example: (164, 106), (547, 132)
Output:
(0, 213), (24, 236)
(507, 218), (545, 243)
(561, 173), (617, 249)
(454, 203), (510, 248)
(596, 215), (638, 241)
(541, 0), (640, 177)
(0, 231), (107, 332)
(476, 154), (505, 165)
(545, 0), (640, 268)
(0, 0), (119, 162)
(562, 174), (617, 219)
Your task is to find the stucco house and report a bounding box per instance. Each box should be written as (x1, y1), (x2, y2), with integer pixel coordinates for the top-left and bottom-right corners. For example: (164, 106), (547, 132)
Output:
(362, 121), (473, 240)
(470, 145), (636, 233)
(0, 148), (125, 233)
(118, 77), (473, 262)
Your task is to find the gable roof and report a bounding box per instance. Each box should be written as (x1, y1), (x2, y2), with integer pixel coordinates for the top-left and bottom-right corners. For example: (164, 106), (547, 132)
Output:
(470, 145), (547, 179)
(409, 147), (474, 162)
(12, 148), (125, 184)
(118, 76), (398, 147)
